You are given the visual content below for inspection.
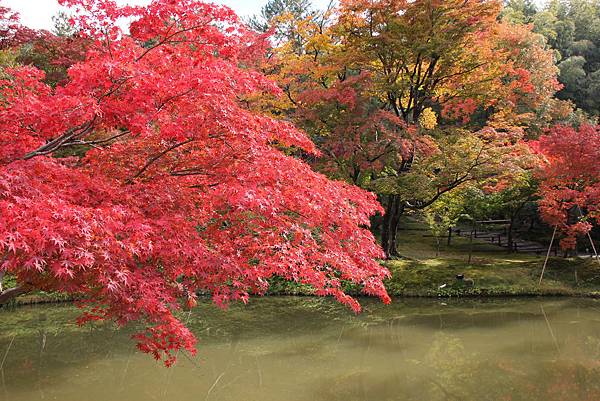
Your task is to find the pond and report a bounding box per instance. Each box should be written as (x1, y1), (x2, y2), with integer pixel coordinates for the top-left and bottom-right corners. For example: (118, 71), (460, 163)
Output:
(2, 297), (600, 401)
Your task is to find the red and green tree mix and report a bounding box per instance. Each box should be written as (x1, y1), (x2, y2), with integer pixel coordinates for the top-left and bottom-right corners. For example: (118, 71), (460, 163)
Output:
(259, 0), (570, 256)
(0, 0), (391, 365)
(1, 0), (599, 367)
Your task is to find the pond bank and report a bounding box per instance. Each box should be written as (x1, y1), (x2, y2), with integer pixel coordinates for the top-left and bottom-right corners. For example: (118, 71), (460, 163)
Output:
(4, 218), (600, 306)
(6, 255), (600, 308)
(6, 259), (600, 308)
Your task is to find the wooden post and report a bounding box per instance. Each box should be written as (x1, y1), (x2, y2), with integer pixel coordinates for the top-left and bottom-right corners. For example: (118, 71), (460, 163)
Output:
(586, 231), (600, 266)
(577, 206), (599, 265)
(468, 220), (475, 265)
(539, 226), (558, 286)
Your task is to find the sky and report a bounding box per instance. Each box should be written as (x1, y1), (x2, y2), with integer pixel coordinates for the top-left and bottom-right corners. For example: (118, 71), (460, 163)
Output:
(4, 0), (334, 30)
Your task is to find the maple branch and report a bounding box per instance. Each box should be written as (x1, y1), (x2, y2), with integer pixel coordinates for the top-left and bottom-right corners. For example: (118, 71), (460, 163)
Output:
(0, 253), (8, 293)
(170, 138), (242, 178)
(280, 205), (308, 220)
(170, 154), (235, 176)
(103, 29), (114, 59)
(410, 54), (422, 82)
(318, 0), (336, 32)
(387, 93), (403, 119)
(323, 148), (349, 178)
(188, 183), (220, 189)
(0, 251), (29, 306)
(432, 62), (487, 88)
(170, 168), (212, 176)
(128, 139), (194, 182)
(97, 76), (134, 102)
(367, 142), (395, 163)
(22, 118), (97, 160)
(284, 86), (298, 106)
(406, 145), (487, 209)
(135, 23), (207, 62)
(407, 175), (472, 210)
(0, 285), (29, 306)
(63, 130), (130, 147)
(155, 88), (196, 113)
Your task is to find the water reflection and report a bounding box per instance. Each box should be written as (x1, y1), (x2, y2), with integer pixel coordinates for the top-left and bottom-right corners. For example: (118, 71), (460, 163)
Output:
(2, 298), (600, 400)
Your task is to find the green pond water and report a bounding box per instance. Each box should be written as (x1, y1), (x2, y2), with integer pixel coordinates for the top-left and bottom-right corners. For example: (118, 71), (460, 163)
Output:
(3, 297), (600, 401)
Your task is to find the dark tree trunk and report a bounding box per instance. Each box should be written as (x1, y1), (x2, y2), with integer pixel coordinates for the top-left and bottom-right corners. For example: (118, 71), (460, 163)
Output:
(468, 220), (476, 265)
(381, 195), (405, 258)
(381, 196), (392, 257)
(507, 218), (514, 254)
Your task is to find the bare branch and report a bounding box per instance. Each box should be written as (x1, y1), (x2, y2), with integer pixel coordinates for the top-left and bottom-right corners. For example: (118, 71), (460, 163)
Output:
(135, 23), (208, 62)
(170, 168), (213, 177)
(154, 88), (196, 114)
(0, 253), (6, 292)
(22, 117), (98, 160)
(128, 139), (194, 182)
(63, 130), (130, 148)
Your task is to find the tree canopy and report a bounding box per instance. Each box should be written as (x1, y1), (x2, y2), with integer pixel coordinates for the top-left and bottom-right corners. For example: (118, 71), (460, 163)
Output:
(0, 0), (390, 365)
(257, 0), (569, 256)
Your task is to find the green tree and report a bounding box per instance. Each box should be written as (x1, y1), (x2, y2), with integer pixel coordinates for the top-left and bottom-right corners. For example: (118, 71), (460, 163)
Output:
(531, 0), (600, 116)
(51, 11), (77, 37)
(248, 0), (323, 50)
(501, 0), (538, 24)
(424, 191), (467, 256)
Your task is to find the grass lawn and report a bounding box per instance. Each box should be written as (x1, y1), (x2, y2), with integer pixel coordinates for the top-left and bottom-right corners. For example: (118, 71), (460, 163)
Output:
(382, 217), (600, 297)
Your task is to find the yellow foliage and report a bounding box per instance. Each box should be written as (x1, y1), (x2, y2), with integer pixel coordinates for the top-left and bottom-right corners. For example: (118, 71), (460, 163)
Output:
(419, 108), (438, 130)
(0, 50), (18, 69)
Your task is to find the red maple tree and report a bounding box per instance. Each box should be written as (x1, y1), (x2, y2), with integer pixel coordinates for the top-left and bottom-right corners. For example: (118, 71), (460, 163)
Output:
(533, 125), (600, 249)
(0, 0), (390, 365)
